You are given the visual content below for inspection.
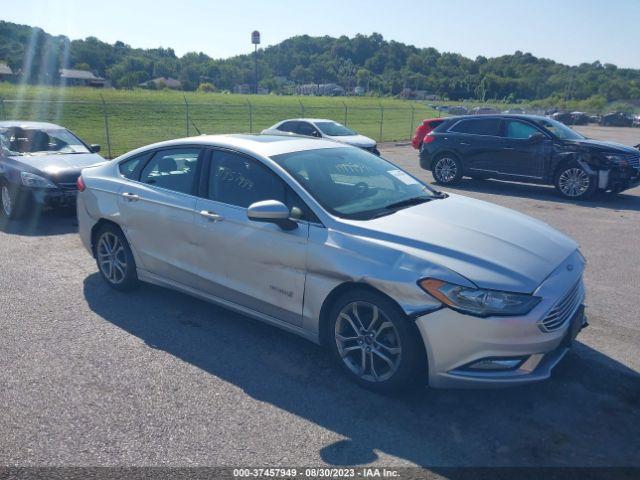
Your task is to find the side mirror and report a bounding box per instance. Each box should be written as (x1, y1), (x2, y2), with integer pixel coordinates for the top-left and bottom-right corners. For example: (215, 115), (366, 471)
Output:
(90, 144), (101, 153)
(528, 132), (545, 143)
(312, 130), (322, 138)
(247, 200), (298, 230)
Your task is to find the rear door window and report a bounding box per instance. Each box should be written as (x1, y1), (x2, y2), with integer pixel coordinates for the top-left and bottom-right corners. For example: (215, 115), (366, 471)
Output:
(139, 148), (201, 195)
(119, 152), (152, 180)
(450, 119), (501, 136)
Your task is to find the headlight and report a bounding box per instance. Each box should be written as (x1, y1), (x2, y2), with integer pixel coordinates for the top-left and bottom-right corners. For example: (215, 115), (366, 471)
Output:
(21, 172), (57, 189)
(605, 155), (628, 167)
(419, 278), (541, 317)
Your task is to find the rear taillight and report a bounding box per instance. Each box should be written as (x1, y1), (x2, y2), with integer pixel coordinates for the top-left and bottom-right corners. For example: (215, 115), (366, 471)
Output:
(423, 133), (436, 144)
(77, 176), (86, 192)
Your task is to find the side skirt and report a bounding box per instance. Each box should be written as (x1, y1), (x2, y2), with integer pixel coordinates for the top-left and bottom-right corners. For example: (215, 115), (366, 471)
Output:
(137, 269), (321, 345)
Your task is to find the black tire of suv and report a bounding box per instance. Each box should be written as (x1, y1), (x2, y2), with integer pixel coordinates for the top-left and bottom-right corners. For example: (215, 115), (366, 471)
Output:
(431, 154), (463, 185)
(94, 223), (140, 291)
(554, 162), (598, 200)
(327, 288), (427, 393)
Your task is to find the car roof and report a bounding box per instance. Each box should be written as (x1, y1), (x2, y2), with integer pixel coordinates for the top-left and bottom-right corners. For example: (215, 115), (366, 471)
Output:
(443, 114), (550, 122)
(118, 133), (347, 159)
(276, 118), (341, 124)
(0, 121), (64, 130)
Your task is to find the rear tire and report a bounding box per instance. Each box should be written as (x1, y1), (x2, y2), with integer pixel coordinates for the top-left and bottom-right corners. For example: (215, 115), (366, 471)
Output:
(94, 224), (139, 291)
(432, 155), (463, 185)
(554, 162), (598, 200)
(327, 288), (427, 393)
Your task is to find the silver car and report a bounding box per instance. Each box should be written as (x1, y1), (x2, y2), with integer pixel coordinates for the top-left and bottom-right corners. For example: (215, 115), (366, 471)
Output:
(261, 119), (380, 155)
(77, 134), (587, 391)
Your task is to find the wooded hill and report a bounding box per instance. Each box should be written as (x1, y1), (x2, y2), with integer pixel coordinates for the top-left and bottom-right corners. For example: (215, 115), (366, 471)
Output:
(1, 20), (639, 103)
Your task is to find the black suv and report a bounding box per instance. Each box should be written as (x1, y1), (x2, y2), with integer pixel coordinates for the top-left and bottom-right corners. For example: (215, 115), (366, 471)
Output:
(419, 115), (640, 199)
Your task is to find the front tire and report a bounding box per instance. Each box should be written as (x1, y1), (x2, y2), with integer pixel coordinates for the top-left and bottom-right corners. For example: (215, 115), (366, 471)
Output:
(94, 224), (139, 291)
(432, 155), (463, 185)
(0, 181), (28, 220)
(554, 162), (597, 200)
(327, 289), (426, 393)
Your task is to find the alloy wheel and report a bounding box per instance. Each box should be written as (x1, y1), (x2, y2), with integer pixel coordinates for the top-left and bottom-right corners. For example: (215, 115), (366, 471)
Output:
(97, 232), (128, 285)
(558, 168), (590, 197)
(434, 157), (458, 183)
(334, 301), (402, 382)
(1, 185), (12, 217)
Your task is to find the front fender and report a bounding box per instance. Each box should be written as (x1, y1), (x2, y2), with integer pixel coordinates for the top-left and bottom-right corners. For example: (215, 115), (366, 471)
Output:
(300, 226), (473, 335)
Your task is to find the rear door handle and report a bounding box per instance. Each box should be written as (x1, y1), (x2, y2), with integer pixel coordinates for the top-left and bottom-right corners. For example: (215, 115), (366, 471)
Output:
(200, 210), (223, 222)
(122, 192), (140, 202)
(459, 142), (470, 146)
(503, 147), (515, 150)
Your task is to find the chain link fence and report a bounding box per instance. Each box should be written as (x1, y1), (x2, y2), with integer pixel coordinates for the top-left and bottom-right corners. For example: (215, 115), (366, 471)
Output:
(0, 96), (433, 158)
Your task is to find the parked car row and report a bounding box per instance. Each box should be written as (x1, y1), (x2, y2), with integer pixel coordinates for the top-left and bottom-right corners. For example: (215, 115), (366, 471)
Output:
(12, 110), (640, 392)
(430, 107), (638, 128)
(415, 114), (640, 199)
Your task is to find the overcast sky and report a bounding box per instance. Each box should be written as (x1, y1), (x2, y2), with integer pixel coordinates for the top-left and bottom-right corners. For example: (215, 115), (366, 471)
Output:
(3, 0), (640, 67)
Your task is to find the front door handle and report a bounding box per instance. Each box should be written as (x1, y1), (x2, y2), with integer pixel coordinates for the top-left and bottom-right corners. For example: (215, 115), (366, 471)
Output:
(122, 192), (140, 202)
(200, 210), (223, 222)
(459, 142), (470, 146)
(503, 146), (515, 150)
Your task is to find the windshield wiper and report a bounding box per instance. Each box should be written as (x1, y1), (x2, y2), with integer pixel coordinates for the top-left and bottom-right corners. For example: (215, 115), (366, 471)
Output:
(368, 193), (446, 219)
(382, 195), (434, 210)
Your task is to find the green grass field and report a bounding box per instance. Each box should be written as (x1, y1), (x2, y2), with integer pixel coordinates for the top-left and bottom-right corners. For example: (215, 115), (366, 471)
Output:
(0, 84), (442, 158)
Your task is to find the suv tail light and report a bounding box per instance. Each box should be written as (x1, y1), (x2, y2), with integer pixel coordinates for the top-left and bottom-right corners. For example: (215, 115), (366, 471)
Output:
(77, 176), (86, 192)
(423, 133), (436, 144)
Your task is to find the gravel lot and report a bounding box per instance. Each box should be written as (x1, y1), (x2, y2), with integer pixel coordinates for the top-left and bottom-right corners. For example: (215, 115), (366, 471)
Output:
(1, 126), (639, 469)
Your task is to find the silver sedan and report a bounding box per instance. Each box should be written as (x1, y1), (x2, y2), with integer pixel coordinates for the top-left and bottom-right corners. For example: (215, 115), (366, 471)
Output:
(77, 134), (587, 391)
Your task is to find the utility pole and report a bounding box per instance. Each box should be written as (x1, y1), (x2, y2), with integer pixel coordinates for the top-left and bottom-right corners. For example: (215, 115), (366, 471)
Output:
(251, 30), (261, 94)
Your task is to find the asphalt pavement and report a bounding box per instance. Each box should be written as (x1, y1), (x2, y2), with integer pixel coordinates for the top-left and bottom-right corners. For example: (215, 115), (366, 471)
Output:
(1, 127), (639, 468)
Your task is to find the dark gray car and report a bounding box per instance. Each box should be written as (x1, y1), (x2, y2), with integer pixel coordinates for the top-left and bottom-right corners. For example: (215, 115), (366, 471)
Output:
(0, 121), (104, 219)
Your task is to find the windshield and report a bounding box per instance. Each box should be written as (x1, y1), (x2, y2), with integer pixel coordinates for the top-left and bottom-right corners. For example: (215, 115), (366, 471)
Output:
(0, 127), (90, 155)
(537, 118), (585, 140)
(315, 121), (357, 137)
(272, 147), (439, 220)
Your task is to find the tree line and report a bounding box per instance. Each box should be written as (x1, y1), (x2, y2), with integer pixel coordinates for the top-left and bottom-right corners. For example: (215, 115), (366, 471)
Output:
(1, 20), (639, 105)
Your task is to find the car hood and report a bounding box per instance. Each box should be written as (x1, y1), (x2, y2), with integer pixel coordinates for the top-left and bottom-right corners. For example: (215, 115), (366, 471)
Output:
(562, 138), (639, 155)
(325, 134), (376, 148)
(10, 153), (107, 182)
(10, 152), (105, 171)
(343, 194), (578, 293)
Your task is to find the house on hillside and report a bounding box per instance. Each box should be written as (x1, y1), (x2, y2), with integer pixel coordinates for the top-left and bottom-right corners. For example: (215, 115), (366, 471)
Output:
(233, 84), (252, 94)
(233, 84), (269, 95)
(296, 83), (345, 96)
(0, 63), (14, 82)
(59, 69), (106, 87)
(400, 89), (439, 100)
(139, 77), (182, 90)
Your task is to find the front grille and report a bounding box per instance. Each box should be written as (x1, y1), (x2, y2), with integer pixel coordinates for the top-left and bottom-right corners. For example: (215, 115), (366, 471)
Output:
(58, 182), (78, 197)
(539, 280), (583, 332)
(621, 153), (640, 169)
